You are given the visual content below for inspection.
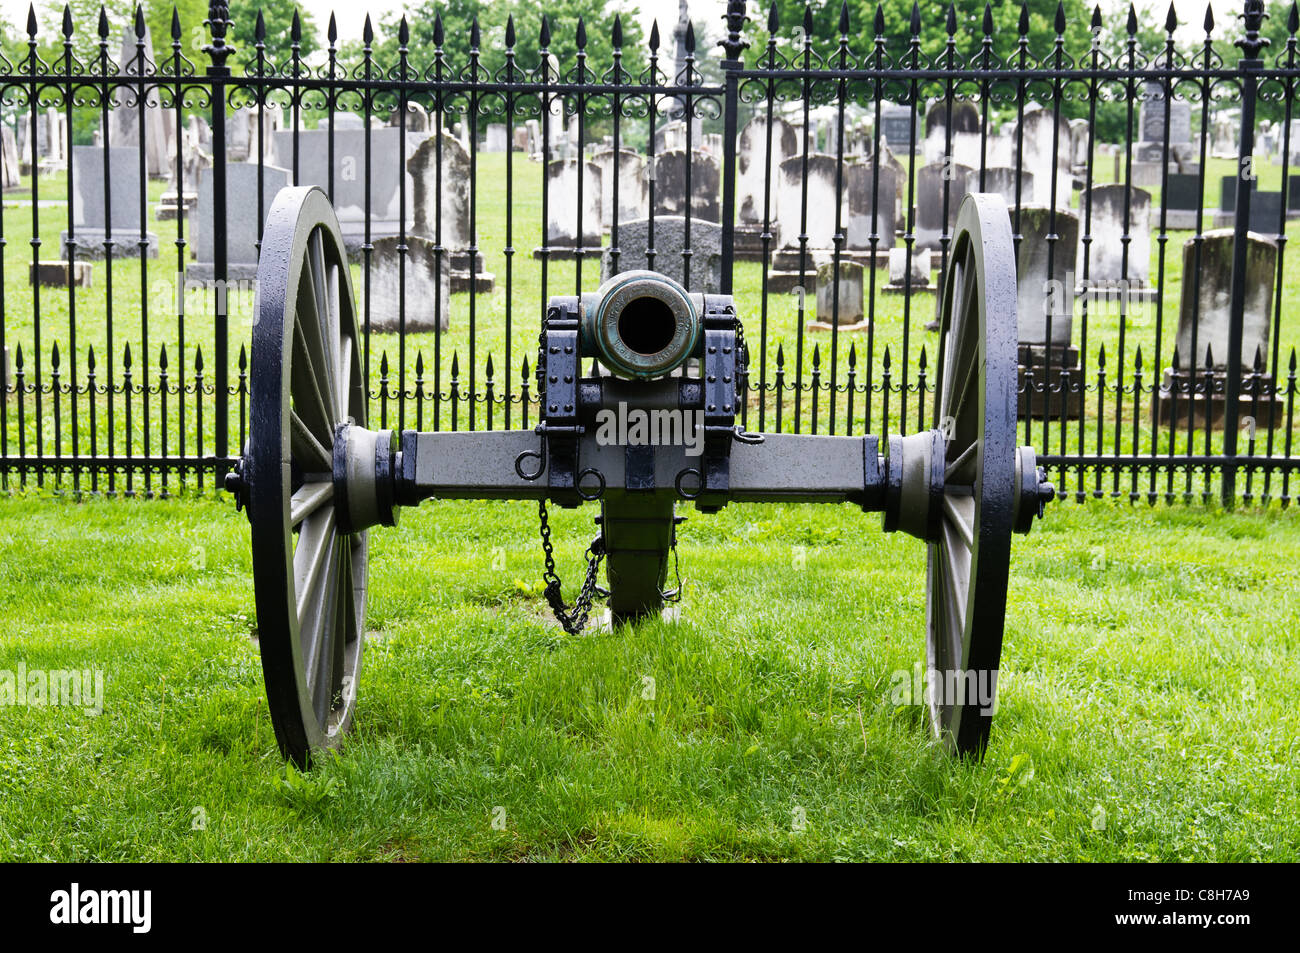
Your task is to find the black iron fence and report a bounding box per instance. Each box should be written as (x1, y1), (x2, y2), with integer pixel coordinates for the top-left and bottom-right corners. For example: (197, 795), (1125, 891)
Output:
(0, 0), (1297, 506)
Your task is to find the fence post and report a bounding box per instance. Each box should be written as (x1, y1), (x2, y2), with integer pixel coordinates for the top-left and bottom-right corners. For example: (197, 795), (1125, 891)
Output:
(205, 1), (233, 486)
(1223, 0), (1269, 507)
(718, 0), (749, 294)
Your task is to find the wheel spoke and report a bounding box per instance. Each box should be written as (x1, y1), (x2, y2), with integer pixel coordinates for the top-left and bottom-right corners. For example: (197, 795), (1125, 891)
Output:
(942, 492), (976, 551)
(940, 518), (972, 667)
(337, 334), (354, 423)
(308, 229), (338, 407)
(944, 437), (980, 484)
(294, 509), (336, 622)
(290, 409), (332, 473)
(292, 315), (337, 446)
(290, 481), (334, 526)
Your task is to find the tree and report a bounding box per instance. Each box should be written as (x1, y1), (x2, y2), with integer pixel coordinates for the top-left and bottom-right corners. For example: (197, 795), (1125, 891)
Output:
(225, 0), (320, 72)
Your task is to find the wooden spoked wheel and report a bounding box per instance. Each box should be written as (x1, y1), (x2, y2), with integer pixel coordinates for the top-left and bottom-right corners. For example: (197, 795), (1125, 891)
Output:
(247, 186), (368, 767)
(927, 193), (1020, 758)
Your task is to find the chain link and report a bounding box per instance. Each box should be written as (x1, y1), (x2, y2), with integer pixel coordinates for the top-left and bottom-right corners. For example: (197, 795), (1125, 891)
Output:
(538, 498), (606, 635)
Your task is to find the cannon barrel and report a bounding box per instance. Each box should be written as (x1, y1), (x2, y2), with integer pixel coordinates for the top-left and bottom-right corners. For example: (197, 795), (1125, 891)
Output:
(578, 270), (704, 380)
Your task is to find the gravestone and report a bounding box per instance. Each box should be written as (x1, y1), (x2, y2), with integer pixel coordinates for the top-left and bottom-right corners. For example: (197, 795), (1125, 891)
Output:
(389, 102), (429, 131)
(649, 149), (720, 223)
(654, 120), (686, 154)
(915, 161), (973, 251)
(60, 146), (158, 258)
(769, 154), (841, 289)
(279, 124), (433, 248)
(591, 148), (647, 230)
(157, 125), (211, 221)
(484, 123), (508, 153)
(1080, 184), (1152, 296)
(1158, 230), (1282, 426)
(365, 235), (452, 332)
(1015, 205), (1082, 418)
(1162, 172), (1202, 229)
(225, 106), (251, 162)
(189, 162), (290, 279)
(408, 133), (494, 293)
(0, 126), (18, 188)
(1133, 81), (1196, 184)
(1015, 105), (1072, 207)
(883, 247), (931, 294)
(845, 160), (897, 261)
(601, 216), (722, 294)
(29, 261), (92, 288)
(923, 100), (981, 169)
(1288, 176), (1300, 213)
(735, 115), (800, 257)
(513, 126), (529, 152)
(333, 112), (365, 130)
(525, 119), (541, 158)
(811, 260), (867, 329)
(535, 158), (602, 258)
(1220, 177), (1286, 232)
(1069, 117), (1091, 172)
(880, 104), (919, 151)
(982, 166), (1034, 206)
(108, 24), (172, 177)
(247, 105), (282, 166)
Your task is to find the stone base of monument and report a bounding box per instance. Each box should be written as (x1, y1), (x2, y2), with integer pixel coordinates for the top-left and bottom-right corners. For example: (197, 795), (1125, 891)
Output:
(1017, 344), (1083, 420)
(839, 248), (891, 268)
(807, 319), (871, 333)
(1155, 368), (1285, 429)
(29, 260), (92, 288)
(1161, 208), (1201, 230)
(186, 261), (261, 281)
(532, 245), (604, 263)
(156, 191), (197, 221)
(732, 222), (775, 261)
(881, 281), (934, 296)
(60, 230), (158, 259)
(1077, 280), (1159, 303)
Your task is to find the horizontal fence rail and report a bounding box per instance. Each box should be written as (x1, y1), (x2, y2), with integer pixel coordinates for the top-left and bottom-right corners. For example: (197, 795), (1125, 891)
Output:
(0, 0), (1297, 506)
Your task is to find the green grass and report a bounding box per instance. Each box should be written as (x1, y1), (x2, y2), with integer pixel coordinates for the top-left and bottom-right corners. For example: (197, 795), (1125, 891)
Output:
(1, 492), (1297, 861)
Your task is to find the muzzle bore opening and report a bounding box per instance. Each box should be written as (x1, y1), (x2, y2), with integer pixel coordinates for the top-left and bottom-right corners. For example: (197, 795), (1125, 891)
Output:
(617, 295), (677, 356)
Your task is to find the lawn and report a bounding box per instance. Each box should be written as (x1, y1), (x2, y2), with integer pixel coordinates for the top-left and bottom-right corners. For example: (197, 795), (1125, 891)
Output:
(0, 492), (1296, 861)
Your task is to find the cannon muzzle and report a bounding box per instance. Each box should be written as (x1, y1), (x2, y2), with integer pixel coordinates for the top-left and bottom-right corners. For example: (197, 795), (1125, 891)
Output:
(579, 270), (703, 380)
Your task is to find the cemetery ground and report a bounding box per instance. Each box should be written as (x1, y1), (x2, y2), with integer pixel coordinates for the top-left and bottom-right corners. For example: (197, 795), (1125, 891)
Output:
(3, 149), (1300, 479)
(0, 491), (1297, 861)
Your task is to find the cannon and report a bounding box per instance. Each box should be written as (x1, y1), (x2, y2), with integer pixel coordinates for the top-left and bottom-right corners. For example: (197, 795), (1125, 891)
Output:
(225, 186), (1054, 767)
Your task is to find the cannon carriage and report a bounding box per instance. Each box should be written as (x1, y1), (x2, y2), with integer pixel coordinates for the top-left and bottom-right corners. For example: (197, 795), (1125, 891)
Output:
(224, 185), (1054, 767)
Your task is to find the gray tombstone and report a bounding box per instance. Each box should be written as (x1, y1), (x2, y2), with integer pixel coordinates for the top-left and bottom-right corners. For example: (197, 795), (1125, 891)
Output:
(108, 23), (170, 177)
(540, 158), (602, 252)
(1140, 80), (1192, 146)
(915, 162), (973, 251)
(60, 146), (158, 258)
(389, 102), (429, 131)
(591, 148), (647, 229)
(333, 112), (365, 130)
(190, 162), (290, 278)
(226, 106), (251, 162)
(279, 125), (432, 247)
(1015, 205), (1079, 346)
(602, 217), (723, 294)
(1069, 117), (1091, 171)
(814, 260), (865, 326)
(1081, 184), (1151, 287)
(1015, 105), (1072, 207)
(775, 153), (841, 252)
(880, 104), (919, 151)
(365, 235), (451, 332)
(0, 126), (18, 188)
(845, 160), (897, 253)
(983, 166), (1035, 206)
(887, 247), (930, 288)
(649, 149), (720, 223)
(1174, 230), (1275, 370)
(484, 123), (508, 153)
(736, 116), (799, 225)
(407, 133), (493, 291)
(924, 100), (981, 169)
